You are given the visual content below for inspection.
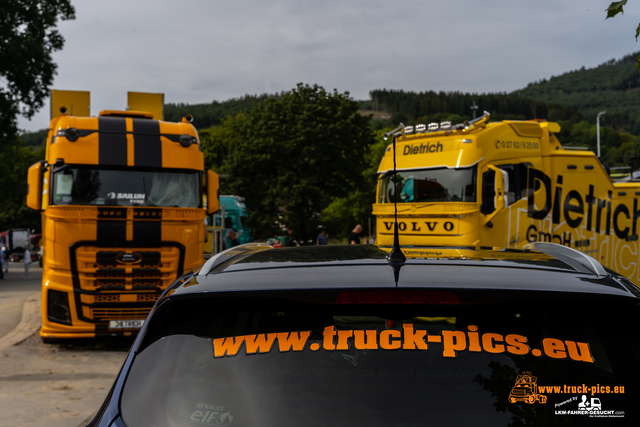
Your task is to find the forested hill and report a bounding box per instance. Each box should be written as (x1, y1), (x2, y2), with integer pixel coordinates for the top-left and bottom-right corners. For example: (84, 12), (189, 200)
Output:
(511, 51), (640, 134)
(164, 94), (270, 130)
(364, 90), (581, 124)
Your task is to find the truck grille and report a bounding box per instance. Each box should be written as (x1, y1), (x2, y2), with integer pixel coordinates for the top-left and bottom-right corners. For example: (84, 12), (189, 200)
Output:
(93, 294), (159, 303)
(91, 308), (152, 320)
(75, 247), (180, 291)
(72, 244), (184, 323)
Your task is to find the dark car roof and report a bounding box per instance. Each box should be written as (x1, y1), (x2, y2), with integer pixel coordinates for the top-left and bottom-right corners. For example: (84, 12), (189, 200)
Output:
(164, 244), (640, 302)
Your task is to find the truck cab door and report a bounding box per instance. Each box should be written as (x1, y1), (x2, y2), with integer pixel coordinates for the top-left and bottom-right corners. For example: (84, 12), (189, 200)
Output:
(480, 164), (517, 248)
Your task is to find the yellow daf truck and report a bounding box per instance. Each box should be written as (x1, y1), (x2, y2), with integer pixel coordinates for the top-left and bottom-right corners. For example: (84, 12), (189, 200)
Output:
(373, 112), (640, 285)
(26, 90), (219, 340)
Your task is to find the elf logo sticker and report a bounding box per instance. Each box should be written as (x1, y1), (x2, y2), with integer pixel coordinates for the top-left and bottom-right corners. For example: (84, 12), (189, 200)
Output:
(190, 403), (233, 425)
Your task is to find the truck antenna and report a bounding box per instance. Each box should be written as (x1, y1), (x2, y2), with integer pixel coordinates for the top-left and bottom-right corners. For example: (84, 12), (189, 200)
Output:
(383, 124), (406, 284)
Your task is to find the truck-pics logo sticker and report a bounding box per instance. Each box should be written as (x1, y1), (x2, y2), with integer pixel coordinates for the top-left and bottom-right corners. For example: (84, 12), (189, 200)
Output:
(508, 372), (547, 404)
(212, 324), (594, 363)
(507, 371), (626, 418)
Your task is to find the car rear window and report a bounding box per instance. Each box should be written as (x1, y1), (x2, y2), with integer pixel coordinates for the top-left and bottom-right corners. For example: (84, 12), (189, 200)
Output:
(121, 296), (640, 426)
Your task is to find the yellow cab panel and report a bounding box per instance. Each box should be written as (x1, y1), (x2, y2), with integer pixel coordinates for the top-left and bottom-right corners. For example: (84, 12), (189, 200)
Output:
(31, 92), (211, 340)
(374, 112), (640, 287)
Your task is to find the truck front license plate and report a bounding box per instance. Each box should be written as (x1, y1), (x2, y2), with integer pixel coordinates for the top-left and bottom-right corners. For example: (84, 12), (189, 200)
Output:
(109, 319), (144, 330)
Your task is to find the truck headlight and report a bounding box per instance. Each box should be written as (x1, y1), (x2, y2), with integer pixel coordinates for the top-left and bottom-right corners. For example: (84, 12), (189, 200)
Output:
(47, 290), (72, 325)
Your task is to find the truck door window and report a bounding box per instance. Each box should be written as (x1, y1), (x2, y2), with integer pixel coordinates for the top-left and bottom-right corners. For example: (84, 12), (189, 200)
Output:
(482, 163), (532, 214)
(55, 173), (73, 197)
(481, 169), (496, 214)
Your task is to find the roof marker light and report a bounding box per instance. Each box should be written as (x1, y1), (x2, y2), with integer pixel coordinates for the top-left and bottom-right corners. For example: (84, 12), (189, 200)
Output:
(440, 121), (452, 130)
(404, 125), (414, 134)
(428, 122), (439, 131)
(416, 124), (426, 132)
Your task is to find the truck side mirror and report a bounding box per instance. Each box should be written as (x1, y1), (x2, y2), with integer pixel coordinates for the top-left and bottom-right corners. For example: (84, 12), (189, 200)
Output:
(206, 170), (220, 214)
(26, 161), (45, 211)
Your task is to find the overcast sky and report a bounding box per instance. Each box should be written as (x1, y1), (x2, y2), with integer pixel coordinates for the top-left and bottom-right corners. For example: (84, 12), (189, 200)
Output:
(17, 0), (640, 132)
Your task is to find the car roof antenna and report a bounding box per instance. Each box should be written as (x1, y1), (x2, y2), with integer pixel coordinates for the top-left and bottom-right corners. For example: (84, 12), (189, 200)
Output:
(383, 124), (407, 285)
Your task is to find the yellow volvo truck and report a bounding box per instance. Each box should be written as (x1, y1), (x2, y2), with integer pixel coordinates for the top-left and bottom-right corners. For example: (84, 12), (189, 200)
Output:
(373, 112), (640, 285)
(26, 90), (219, 339)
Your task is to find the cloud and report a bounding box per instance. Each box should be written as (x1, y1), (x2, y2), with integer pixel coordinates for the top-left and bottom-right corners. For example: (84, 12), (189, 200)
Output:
(17, 0), (636, 131)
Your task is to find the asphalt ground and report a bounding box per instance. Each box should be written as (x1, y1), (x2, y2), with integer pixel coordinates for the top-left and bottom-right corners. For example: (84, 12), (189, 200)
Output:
(0, 262), (131, 427)
(0, 261), (41, 335)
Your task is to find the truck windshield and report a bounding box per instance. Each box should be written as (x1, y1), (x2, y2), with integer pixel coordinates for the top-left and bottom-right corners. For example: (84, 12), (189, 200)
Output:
(51, 166), (200, 207)
(379, 166), (476, 203)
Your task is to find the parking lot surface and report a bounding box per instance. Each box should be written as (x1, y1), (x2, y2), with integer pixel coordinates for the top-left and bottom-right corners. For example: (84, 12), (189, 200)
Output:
(0, 263), (130, 427)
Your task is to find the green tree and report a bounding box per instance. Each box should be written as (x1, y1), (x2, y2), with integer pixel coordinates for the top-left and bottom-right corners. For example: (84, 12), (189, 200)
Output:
(0, 138), (45, 231)
(605, 1), (640, 70)
(0, 0), (75, 142)
(321, 128), (390, 239)
(213, 83), (375, 240)
(199, 124), (233, 174)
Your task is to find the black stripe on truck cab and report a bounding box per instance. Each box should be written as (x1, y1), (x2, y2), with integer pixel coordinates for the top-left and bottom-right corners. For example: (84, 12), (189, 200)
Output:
(133, 208), (162, 242)
(97, 221), (126, 242)
(133, 208), (162, 219)
(97, 207), (127, 242)
(98, 117), (128, 166)
(133, 119), (162, 167)
(133, 221), (161, 242)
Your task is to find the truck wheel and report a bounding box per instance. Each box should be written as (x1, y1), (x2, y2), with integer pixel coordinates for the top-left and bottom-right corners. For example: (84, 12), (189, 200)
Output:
(508, 397), (516, 403)
(539, 396), (547, 404)
(527, 395), (535, 404)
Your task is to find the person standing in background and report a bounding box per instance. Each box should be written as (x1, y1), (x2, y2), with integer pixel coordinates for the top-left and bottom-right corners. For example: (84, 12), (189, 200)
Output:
(316, 229), (328, 245)
(349, 224), (362, 245)
(0, 247), (4, 280)
(228, 230), (241, 247)
(24, 247), (31, 279)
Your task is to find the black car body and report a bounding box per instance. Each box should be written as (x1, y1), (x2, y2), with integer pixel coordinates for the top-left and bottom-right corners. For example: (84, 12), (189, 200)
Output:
(84, 243), (640, 426)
